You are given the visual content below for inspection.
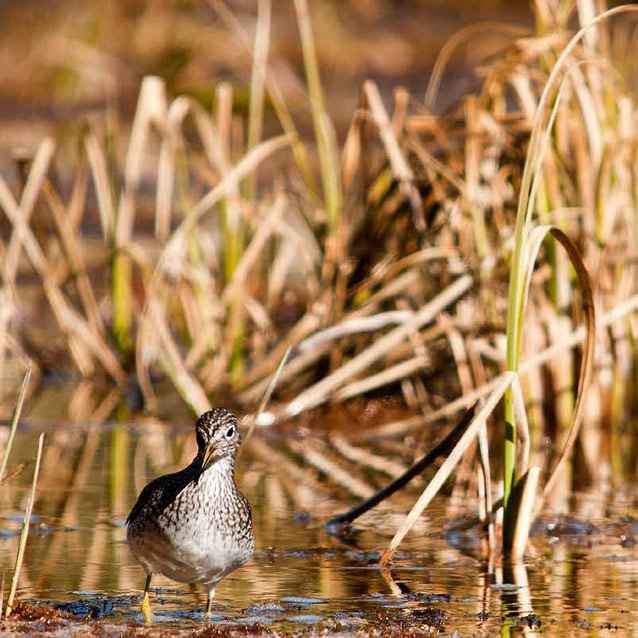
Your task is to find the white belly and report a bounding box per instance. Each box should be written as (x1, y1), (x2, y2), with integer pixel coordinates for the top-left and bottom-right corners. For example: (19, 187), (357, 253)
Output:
(128, 522), (254, 586)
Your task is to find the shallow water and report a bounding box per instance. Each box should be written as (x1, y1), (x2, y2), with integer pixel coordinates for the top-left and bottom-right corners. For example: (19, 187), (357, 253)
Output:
(2, 424), (638, 636)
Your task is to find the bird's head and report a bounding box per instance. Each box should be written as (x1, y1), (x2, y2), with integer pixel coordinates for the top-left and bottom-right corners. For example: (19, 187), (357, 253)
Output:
(195, 407), (241, 470)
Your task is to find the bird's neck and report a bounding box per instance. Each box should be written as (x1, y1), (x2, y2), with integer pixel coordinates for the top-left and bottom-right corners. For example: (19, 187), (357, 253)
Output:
(196, 453), (235, 479)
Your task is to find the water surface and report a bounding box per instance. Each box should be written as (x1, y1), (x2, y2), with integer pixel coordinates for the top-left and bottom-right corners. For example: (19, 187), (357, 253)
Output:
(2, 424), (638, 636)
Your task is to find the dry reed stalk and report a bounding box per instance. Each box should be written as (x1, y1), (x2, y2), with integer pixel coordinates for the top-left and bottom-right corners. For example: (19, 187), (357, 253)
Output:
(293, 0), (341, 230)
(243, 344), (334, 412)
(466, 337), (495, 550)
(477, 419), (495, 552)
(41, 181), (105, 337)
(405, 134), (464, 194)
(113, 76), (168, 353)
(0, 178), (126, 382)
(362, 282), (609, 441)
(238, 303), (327, 394)
(363, 81), (424, 231)
(84, 129), (115, 240)
(220, 196), (285, 307)
(443, 315), (474, 396)
(463, 96), (490, 262)
(299, 311), (414, 353)
(149, 299), (209, 416)
(241, 344), (291, 442)
(286, 274), (472, 416)
(137, 133), (294, 393)
(4, 432), (44, 618)
(345, 271), (420, 320)
(67, 381), (97, 423)
(174, 94), (248, 371)
(441, 313), (479, 514)
(119, 76), (168, 243)
(2, 139), (55, 293)
(379, 372), (515, 565)
(273, 208), (322, 262)
(0, 366), (31, 482)
(157, 133), (293, 259)
(179, 97), (243, 223)
(336, 356), (428, 402)
(155, 103), (181, 241)
(154, 98), (225, 339)
(476, 459), (495, 552)
(340, 108), (364, 194)
(391, 87), (410, 133)
(215, 82), (233, 155)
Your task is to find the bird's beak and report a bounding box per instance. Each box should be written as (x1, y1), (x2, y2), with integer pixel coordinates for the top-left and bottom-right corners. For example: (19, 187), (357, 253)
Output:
(201, 443), (217, 471)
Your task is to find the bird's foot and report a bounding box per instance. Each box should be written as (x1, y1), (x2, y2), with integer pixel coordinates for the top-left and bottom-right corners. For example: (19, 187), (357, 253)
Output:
(141, 590), (152, 624)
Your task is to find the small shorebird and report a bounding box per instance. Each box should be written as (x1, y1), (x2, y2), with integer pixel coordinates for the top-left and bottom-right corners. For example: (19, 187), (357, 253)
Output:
(126, 407), (254, 621)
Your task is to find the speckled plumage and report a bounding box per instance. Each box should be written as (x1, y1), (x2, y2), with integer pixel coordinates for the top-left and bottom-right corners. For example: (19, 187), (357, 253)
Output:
(126, 408), (254, 616)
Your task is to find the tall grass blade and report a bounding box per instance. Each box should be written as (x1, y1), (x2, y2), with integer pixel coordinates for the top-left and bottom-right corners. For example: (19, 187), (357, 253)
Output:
(0, 365), (31, 482)
(4, 432), (44, 618)
(425, 22), (529, 108)
(293, 0), (341, 230)
(208, 0), (317, 193)
(2, 139), (55, 291)
(502, 5), (635, 543)
(245, 0), (271, 201)
(529, 227), (595, 513)
(242, 345), (292, 448)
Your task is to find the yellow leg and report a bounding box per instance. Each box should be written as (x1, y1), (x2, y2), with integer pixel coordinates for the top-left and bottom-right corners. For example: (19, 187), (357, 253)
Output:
(141, 573), (152, 624)
(205, 587), (216, 616)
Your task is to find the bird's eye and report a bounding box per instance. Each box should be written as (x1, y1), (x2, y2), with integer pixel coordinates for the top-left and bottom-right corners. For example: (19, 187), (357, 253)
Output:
(225, 426), (235, 439)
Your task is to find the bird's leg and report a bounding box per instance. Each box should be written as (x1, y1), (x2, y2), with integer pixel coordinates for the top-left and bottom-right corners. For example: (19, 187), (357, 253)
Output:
(141, 573), (152, 623)
(205, 587), (216, 615)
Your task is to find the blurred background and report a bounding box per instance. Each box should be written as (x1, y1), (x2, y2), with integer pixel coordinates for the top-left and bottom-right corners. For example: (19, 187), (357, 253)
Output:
(0, 0), (532, 156)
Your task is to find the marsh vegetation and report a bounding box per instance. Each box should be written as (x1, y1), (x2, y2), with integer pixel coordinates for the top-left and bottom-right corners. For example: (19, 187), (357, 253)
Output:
(1, 0), (638, 635)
